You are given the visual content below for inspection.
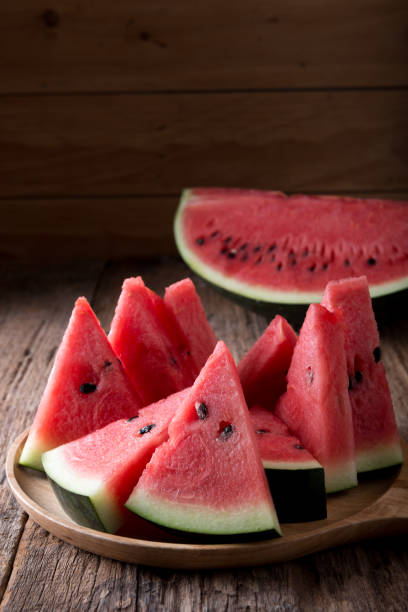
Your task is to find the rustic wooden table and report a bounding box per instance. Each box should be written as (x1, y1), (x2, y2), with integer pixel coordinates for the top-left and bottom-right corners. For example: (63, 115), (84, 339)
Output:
(1, 257), (408, 611)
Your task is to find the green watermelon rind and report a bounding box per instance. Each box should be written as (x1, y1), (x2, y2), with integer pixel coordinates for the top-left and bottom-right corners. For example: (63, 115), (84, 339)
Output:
(174, 189), (408, 305)
(42, 446), (123, 534)
(125, 488), (282, 537)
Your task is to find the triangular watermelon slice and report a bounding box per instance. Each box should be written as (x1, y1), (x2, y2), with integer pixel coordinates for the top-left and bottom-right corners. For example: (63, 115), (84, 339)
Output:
(238, 315), (297, 410)
(275, 304), (357, 493)
(126, 341), (281, 539)
(19, 297), (142, 471)
(42, 389), (190, 534)
(164, 278), (217, 374)
(321, 276), (402, 473)
(108, 277), (195, 405)
(250, 405), (326, 522)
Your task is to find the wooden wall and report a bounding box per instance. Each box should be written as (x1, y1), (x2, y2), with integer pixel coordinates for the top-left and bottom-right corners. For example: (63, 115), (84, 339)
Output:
(1, 1), (407, 258)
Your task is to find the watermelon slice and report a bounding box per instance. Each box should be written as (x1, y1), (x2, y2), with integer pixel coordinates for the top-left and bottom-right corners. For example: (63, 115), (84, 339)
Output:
(42, 389), (189, 534)
(174, 188), (408, 305)
(164, 278), (217, 374)
(19, 297), (142, 471)
(321, 276), (402, 473)
(250, 406), (326, 522)
(238, 315), (297, 410)
(126, 341), (281, 539)
(108, 277), (194, 405)
(275, 304), (357, 493)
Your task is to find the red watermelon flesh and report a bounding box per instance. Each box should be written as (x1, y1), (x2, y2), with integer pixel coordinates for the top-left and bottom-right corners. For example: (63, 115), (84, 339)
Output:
(42, 389), (190, 534)
(275, 304), (357, 493)
(164, 278), (217, 374)
(19, 297), (143, 472)
(175, 188), (408, 303)
(126, 341), (281, 538)
(238, 315), (297, 410)
(109, 277), (194, 405)
(321, 276), (402, 472)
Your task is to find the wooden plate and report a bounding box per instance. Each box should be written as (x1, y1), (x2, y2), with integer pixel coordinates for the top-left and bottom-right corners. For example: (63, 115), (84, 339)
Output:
(7, 430), (408, 569)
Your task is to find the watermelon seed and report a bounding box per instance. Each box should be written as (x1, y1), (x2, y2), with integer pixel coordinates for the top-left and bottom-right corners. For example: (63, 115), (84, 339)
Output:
(117, 358), (122, 365)
(367, 257), (376, 266)
(307, 367), (314, 383)
(219, 423), (234, 440)
(196, 237), (205, 246)
(344, 259), (350, 267)
(126, 415), (139, 422)
(253, 245), (262, 253)
(228, 249), (237, 259)
(239, 243), (248, 251)
(224, 236), (232, 244)
(169, 355), (178, 367)
(220, 246), (228, 254)
(270, 254), (276, 262)
(302, 248), (309, 257)
(256, 429), (270, 435)
(276, 263), (282, 271)
(294, 444), (305, 450)
(255, 256), (262, 265)
(288, 250), (295, 258)
(241, 253), (249, 262)
(210, 230), (219, 238)
(322, 263), (328, 270)
(79, 382), (97, 394)
(139, 423), (155, 435)
(268, 243), (276, 252)
(348, 376), (353, 390)
(104, 360), (112, 368)
(355, 371), (363, 383)
(308, 264), (316, 272)
(373, 346), (381, 362)
(195, 401), (208, 420)
(290, 258), (297, 266)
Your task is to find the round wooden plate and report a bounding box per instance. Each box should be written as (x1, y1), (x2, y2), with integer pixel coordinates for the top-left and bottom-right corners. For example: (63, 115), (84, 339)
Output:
(7, 430), (408, 569)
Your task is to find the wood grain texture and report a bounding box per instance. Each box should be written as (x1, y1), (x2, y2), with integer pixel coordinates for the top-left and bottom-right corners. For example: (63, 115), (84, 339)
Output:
(0, 0), (407, 93)
(1, 258), (408, 610)
(1, 90), (407, 198)
(1, 193), (408, 260)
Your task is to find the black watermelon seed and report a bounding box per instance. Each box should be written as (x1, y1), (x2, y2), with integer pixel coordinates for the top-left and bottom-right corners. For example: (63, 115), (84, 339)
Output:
(290, 258), (297, 266)
(373, 346), (381, 362)
(268, 243), (276, 252)
(79, 383), (97, 394)
(322, 263), (328, 270)
(288, 250), (295, 258)
(344, 259), (350, 267)
(270, 254), (276, 262)
(224, 236), (232, 244)
(195, 401), (208, 420)
(126, 415), (139, 422)
(139, 423), (155, 435)
(308, 264), (316, 272)
(241, 253), (249, 261)
(348, 376), (353, 390)
(276, 263), (282, 271)
(239, 243), (248, 251)
(302, 248), (309, 257)
(256, 429), (270, 435)
(169, 355), (178, 367)
(221, 246), (228, 254)
(117, 358), (122, 365)
(219, 424), (234, 440)
(253, 245), (262, 253)
(355, 371), (363, 383)
(210, 230), (219, 238)
(196, 237), (205, 246)
(294, 444), (305, 450)
(367, 257), (376, 266)
(228, 249), (237, 259)
(255, 256), (262, 265)
(104, 360), (112, 368)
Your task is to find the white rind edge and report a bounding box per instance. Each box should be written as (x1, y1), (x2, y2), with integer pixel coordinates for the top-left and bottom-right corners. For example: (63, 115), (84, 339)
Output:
(126, 488), (282, 536)
(174, 189), (408, 305)
(262, 459), (323, 471)
(356, 440), (403, 474)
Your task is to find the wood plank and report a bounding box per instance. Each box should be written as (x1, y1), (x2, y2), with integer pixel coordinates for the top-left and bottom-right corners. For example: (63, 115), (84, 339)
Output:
(0, 0), (407, 93)
(2, 258), (408, 610)
(0, 260), (104, 601)
(1, 192), (407, 260)
(1, 90), (408, 198)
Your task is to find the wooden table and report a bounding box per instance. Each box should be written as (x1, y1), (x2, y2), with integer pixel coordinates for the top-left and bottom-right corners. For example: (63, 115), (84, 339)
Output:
(1, 257), (408, 611)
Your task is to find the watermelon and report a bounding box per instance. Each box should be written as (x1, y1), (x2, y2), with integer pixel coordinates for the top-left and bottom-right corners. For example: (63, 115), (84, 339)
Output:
(275, 304), (357, 493)
(174, 188), (408, 306)
(42, 389), (189, 534)
(250, 405), (326, 522)
(238, 315), (297, 410)
(164, 278), (217, 374)
(126, 341), (281, 539)
(321, 276), (402, 473)
(19, 297), (142, 472)
(108, 277), (195, 405)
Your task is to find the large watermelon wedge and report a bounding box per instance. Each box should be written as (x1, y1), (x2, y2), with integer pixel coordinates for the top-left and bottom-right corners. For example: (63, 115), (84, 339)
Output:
(19, 298), (142, 471)
(126, 341), (281, 539)
(275, 304), (357, 493)
(174, 188), (408, 305)
(108, 277), (195, 405)
(321, 276), (402, 473)
(42, 389), (189, 534)
(250, 405), (326, 523)
(238, 315), (297, 410)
